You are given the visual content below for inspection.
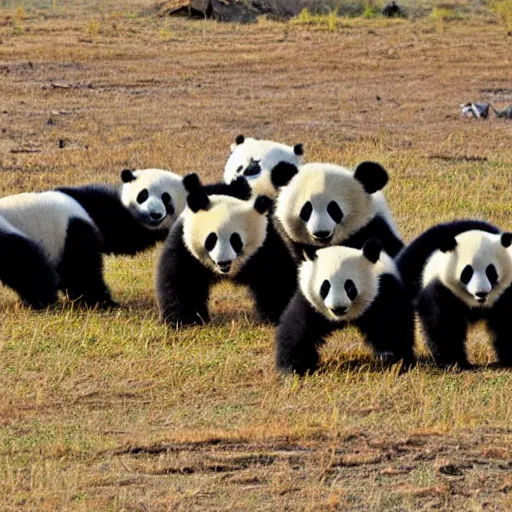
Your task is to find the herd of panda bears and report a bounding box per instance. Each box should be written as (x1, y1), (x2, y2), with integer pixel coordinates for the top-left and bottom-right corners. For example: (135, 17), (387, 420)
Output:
(2, 135), (512, 375)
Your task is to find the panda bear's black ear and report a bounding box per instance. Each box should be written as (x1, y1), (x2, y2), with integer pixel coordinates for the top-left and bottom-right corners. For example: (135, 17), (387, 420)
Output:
(303, 246), (318, 262)
(235, 134), (245, 145)
(293, 143), (304, 156)
(271, 162), (299, 189)
(438, 232), (457, 253)
(501, 233), (512, 248)
(183, 173), (202, 193)
(254, 195), (272, 215)
(362, 238), (382, 264)
(187, 191), (210, 213)
(353, 162), (388, 194)
(121, 169), (136, 183)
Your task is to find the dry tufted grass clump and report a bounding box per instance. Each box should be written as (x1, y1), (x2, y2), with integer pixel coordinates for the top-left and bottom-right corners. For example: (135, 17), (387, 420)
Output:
(1, 0), (512, 510)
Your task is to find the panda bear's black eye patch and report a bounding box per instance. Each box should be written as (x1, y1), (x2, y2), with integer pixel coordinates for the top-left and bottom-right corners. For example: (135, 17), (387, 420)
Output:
(205, 233), (217, 252)
(137, 189), (149, 204)
(460, 265), (473, 285)
(320, 280), (330, 299)
(300, 201), (313, 222)
(345, 279), (358, 300)
(486, 264), (498, 286)
(230, 233), (243, 254)
(162, 193), (174, 215)
(327, 201), (343, 223)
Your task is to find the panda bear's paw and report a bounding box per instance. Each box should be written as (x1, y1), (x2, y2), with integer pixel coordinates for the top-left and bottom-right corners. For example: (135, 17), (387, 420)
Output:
(373, 350), (416, 373)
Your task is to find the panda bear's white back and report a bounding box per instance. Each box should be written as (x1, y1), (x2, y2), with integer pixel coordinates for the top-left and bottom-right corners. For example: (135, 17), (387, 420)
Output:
(0, 191), (95, 265)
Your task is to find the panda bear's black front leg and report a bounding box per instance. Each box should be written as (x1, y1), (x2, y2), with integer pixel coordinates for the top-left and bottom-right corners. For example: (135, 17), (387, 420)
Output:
(356, 274), (416, 368)
(275, 292), (332, 375)
(58, 218), (116, 308)
(0, 233), (59, 309)
(417, 281), (471, 369)
(156, 222), (213, 327)
(487, 289), (512, 367)
(239, 225), (297, 324)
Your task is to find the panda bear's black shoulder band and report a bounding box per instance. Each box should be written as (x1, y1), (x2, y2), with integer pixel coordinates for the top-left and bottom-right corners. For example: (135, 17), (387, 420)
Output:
(362, 238), (382, 263)
(235, 134), (245, 145)
(353, 161), (388, 194)
(183, 173), (202, 193)
(438, 232), (457, 252)
(254, 195), (272, 215)
(121, 169), (136, 183)
(201, 176), (251, 200)
(228, 176), (251, 200)
(270, 162), (299, 189)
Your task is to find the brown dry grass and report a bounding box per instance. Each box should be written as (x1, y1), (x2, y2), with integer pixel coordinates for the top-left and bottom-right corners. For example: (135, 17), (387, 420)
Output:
(1, 1), (512, 510)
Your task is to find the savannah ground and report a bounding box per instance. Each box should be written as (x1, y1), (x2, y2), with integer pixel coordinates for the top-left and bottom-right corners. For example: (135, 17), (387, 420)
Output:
(1, 0), (512, 510)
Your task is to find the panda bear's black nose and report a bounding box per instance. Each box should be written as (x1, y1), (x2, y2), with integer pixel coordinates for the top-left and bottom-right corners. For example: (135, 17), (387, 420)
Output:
(476, 292), (488, 302)
(313, 231), (332, 241)
(331, 306), (348, 316)
(150, 212), (164, 220)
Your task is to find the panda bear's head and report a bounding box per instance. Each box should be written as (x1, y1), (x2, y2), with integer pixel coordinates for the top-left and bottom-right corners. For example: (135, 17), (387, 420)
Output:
(120, 168), (187, 231)
(299, 239), (393, 322)
(223, 135), (303, 199)
(182, 174), (272, 277)
(423, 230), (512, 308)
(275, 161), (389, 248)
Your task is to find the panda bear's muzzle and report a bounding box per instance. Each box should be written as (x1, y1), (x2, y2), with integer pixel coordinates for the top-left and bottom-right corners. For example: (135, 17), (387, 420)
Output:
(313, 230), (333, 243)
(331, 306), (348, 316)
(217, 260), (232, 274)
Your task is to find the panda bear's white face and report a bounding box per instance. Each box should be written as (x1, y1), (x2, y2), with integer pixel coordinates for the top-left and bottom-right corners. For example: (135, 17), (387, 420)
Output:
(299, 240), (395, 322)
(183, 193), (271, 277)
(120, 168), (186, 231)
(423, 230), (512, 308)
(275, 162), (389, 247)
(223, 136), (303, 198)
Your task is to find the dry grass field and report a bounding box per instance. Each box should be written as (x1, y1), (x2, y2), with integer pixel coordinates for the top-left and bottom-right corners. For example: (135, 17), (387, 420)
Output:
(1, 1), (512, 510)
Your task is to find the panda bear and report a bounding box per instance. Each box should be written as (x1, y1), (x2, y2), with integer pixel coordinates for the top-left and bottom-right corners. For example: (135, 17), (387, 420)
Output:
(223, 135), (304, 199)
(276, 239), (416, 375)
(156, 174), (297, 327)
(57, 168), (187, 256)
(396, 220), (512, 369)
(0, 191), (114, 308)
(273, 161), (404, 261)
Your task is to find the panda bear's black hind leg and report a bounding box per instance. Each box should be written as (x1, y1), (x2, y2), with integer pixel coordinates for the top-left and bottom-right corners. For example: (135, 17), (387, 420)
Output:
(58, 218), (116, 308)
(0, 232), (58, 308)
(417, 282), (472, 369)
(156, 223), (213, 327)
(275, 293), (332, 375)
(355, 274), (416, 369)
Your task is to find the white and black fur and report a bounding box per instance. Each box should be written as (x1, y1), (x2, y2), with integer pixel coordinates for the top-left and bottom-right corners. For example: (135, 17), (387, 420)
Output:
(57, 168), (187, 256)
(273, 161), (404, 261)
(223, 135), (304, 199)
(156, 174), (297, 327)
(396, 220), (512, 369)
(0, 191), (114, 308)
(276, 239), (415, 375)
